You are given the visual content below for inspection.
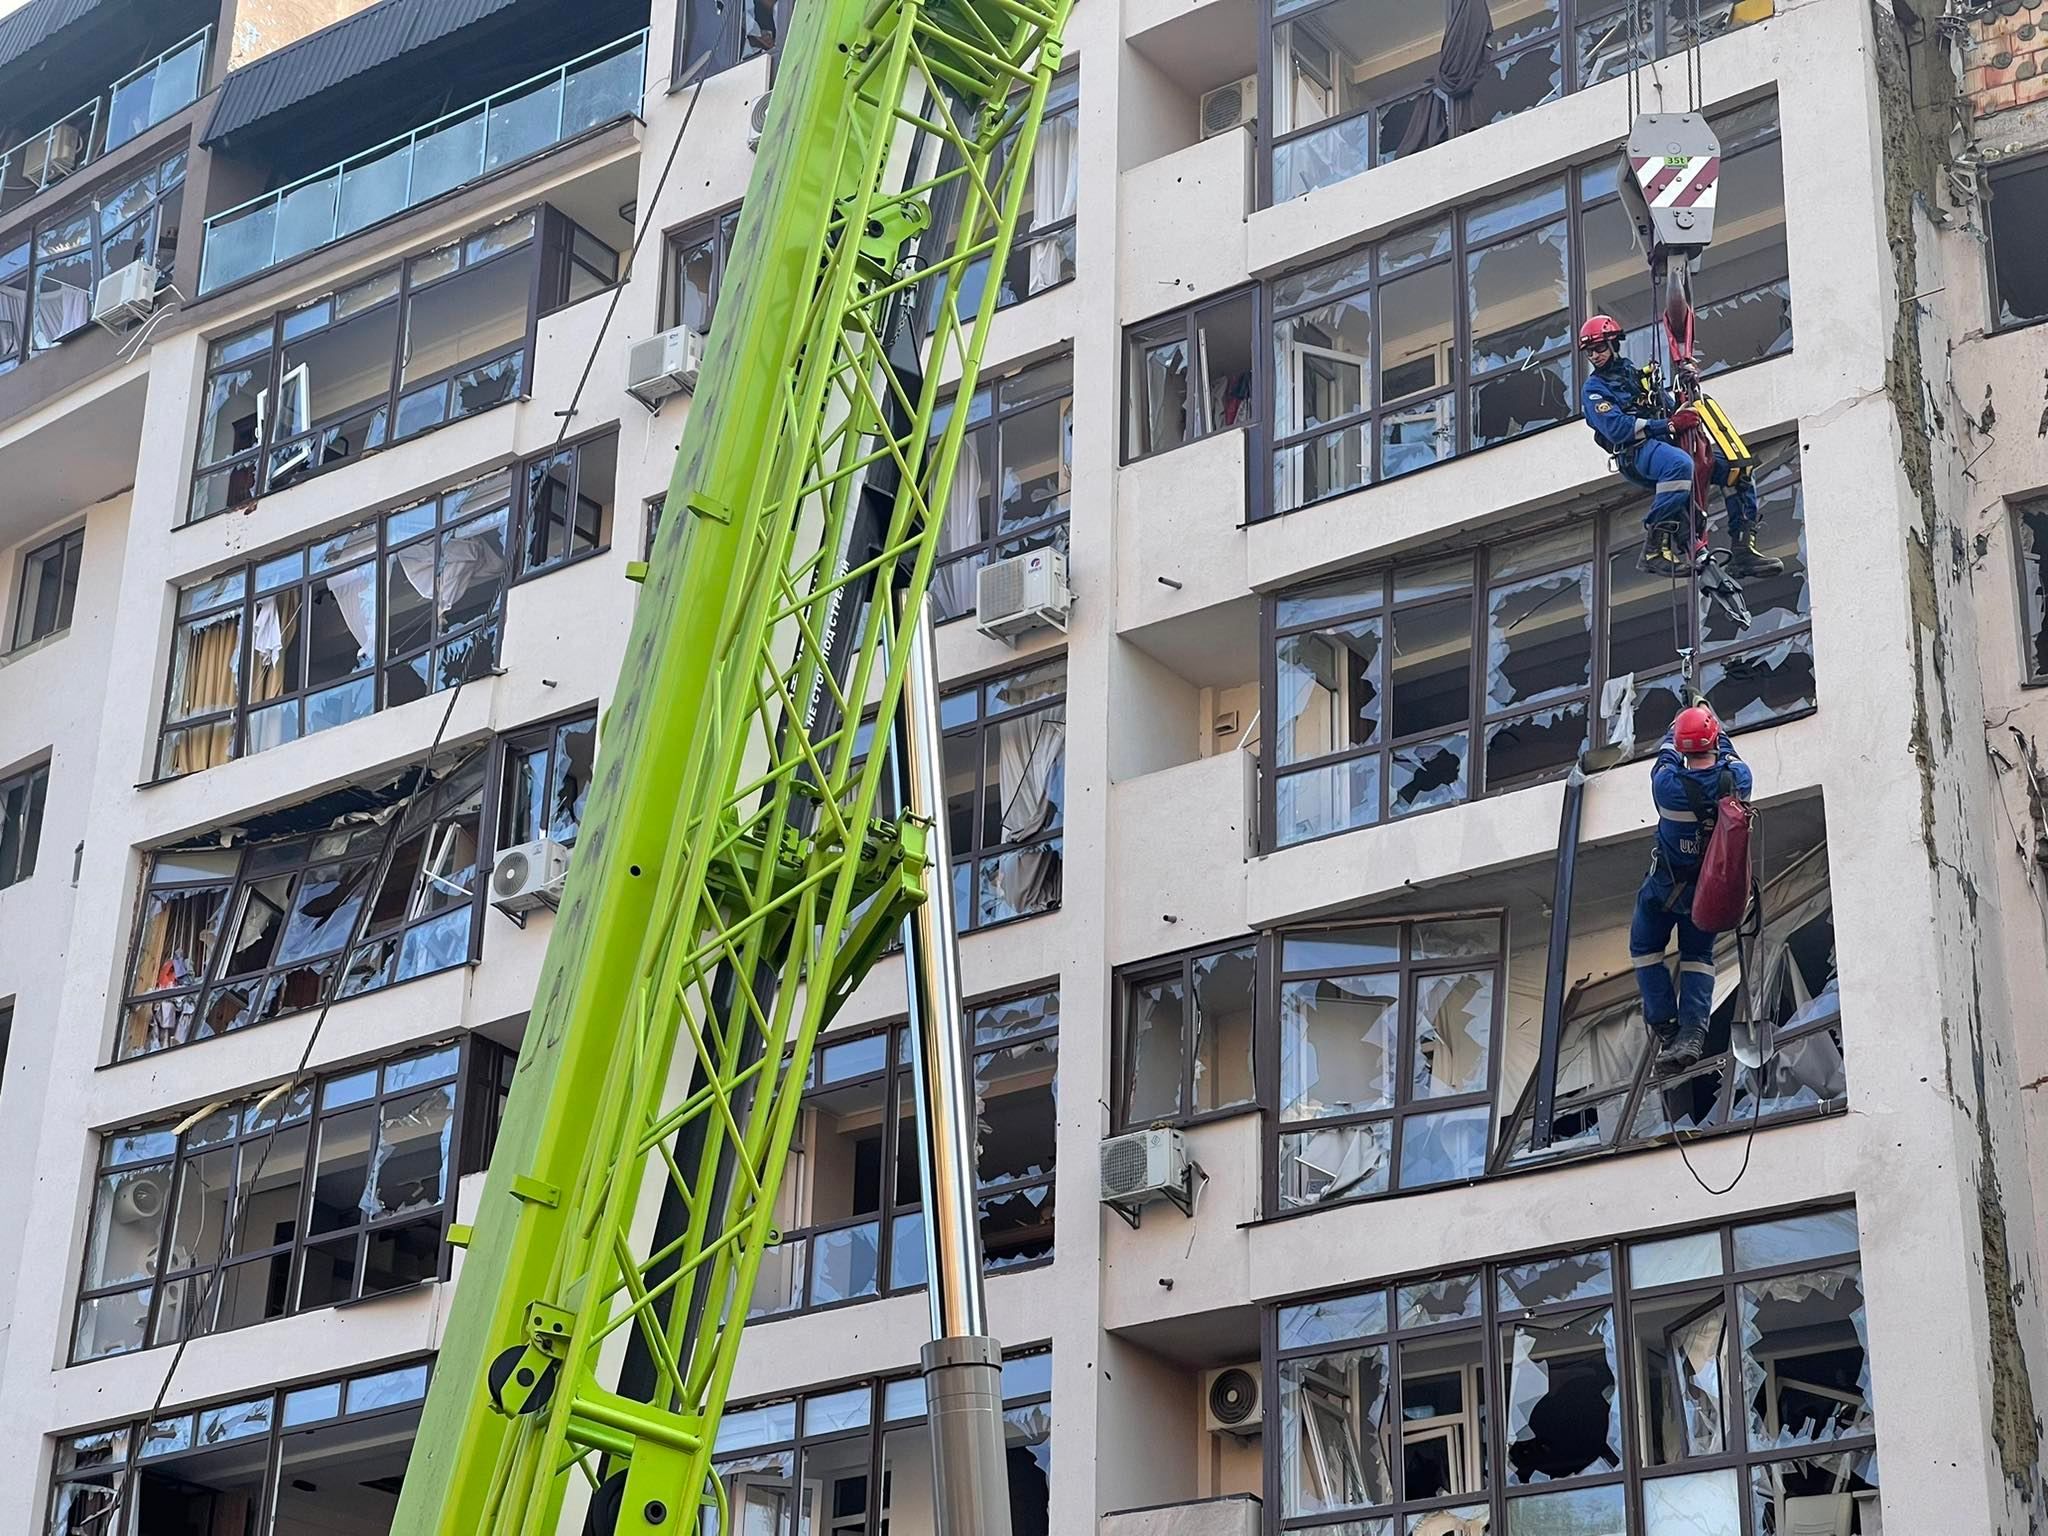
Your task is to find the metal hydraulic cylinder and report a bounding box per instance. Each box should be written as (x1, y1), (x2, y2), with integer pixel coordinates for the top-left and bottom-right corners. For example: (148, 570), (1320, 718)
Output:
(890, 589), (1012, 1536)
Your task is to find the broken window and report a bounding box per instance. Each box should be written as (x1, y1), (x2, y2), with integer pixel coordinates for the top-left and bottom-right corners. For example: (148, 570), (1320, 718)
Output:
(17, 148), (185, 359)
(0, 236), (29, 373)
(753, 990), (1057, 1320)
(1264, 439), (1809, 846)
(1261, 99), (1788, 518)
(70, 1042), (504, 1361)
(1267, 1209), (1871, 1533)
(0, 757), (47, 890)
(1987, 152), (2048, 330)
(1124, 289), (1259, 462)
(517, 429), (617, 577)
(675, 0), (779, 83)
(119, 749), (488, 1060)
(930, 356), (1072, 621)
(50, 1360), (433, 1533)
(12, 524), (83, 650)
(706, 1352), (1051, 1536)
(538, 207), (621, 315)
(499, 708), (599, 851)
(662, 204), (742, 332)
(187, 207), (543, 522)
(1272, 916), (1502, 1210)
(2012, 497), (2048, 685)
(1114, 939), (1259, 1128)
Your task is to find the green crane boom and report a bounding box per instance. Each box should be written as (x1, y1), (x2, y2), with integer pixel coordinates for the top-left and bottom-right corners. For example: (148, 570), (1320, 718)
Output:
(389, 0), (1071, 1525)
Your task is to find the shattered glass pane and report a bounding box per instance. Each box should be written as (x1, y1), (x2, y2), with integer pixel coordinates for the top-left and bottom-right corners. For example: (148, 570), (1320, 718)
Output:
(396, 908), (472, 980)
(1706, 472), (1806, 647)
(1472, 41), (1564, 129)
(1485, 702), (1588, 792)
(1280, 975), (1398, 1118)
(1193, 946), (1258, 1112)
(1396, 558), (1473, 604)
(1701, 633), (1815, 729)
(1731, 1210), (1860, 1272)
(1399, 1104), (1489, 1187)
(1467, 220), (1569, 372)
(1275, 423), (1371, 514)
(1398, 1272), (1482, 1329)
(1470, 354), (1573, 448)
(1381, 395), (1457, 479)
(1503, 1306), (1621, 1483)
(1400, 1330), (1487, 1498)
(1391, 732), (1469, 817)
(1279, 1289), (1388, 1351)
(369, 1085), (454, 1219)
(1748, 1450), (1880, 1535)
(1488, 565), (1592, 710)
(1631, 1060), (1730, 1140)
(1740, 1266), (1873, 1449)
(1644, 1469), (1741, 1536)
(1279, 575), (1382, 629)
(1278, 1345), (1394, 1515)
(1497, 1249), (1612, 1310)
(1273, 247), (1374, 313)
(1379, 218), (1452, 276)
(1280, 1121), (1391, 1207)
(1277, 620), (1383, 766)
(1740, 1027), (1847, 1119)
(1632, 1291), (1728, 1465)
(1411, 920), (1498, 960)
(1273, 114), (1376, 201)
(1120, 974), (1184, 1124)
(1503, 1484), (1623, 1535)
(1468, 180), (1567, 245)
(1276, 757), (1382, 845)
(1411, 972), (1493, 1097)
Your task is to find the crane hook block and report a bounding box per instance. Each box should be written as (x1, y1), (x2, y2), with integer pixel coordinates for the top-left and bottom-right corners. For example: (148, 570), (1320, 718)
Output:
(1616, 113), (1722, 257)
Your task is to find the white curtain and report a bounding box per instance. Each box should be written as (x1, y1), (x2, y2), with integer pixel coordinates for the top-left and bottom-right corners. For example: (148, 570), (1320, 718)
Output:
(1027, 113), (1078, 295)
(933, 437), (983, 617)
(322, 563), (379, 667)
(397, 519), (507, 618)
(0, 281), (23, 357)
(991, 707), (1063, 914)
(34, 274), (90, 344)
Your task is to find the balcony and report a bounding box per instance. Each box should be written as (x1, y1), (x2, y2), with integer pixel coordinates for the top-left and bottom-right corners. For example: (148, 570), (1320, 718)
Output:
(0, 27), (210, 217)
(198, 29), (646, 295)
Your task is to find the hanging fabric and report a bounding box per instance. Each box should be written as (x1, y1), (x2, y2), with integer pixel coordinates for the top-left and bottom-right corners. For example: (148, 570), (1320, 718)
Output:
(1026, 112), (1078, 296)
(1397, 0), (1496, 159)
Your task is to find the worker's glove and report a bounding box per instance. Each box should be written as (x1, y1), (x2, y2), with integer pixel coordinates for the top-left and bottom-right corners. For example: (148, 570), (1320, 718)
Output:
(1667, 405), (1701, 435)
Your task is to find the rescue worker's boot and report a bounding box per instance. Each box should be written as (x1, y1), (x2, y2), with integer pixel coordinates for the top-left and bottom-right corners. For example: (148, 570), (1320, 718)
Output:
(1647, 1017), (1680, 1054)
(1637, 523), (1686, 576)
(1657, 1021), (1709, 1073)
(1724, 527), (1784, 579)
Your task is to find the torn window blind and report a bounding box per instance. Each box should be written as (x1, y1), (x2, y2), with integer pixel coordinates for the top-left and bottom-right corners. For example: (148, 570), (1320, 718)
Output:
(118, 750), (486, 1061)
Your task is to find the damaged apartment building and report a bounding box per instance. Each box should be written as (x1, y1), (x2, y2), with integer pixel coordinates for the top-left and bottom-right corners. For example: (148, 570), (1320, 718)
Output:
(0, 0), (2046, 1530)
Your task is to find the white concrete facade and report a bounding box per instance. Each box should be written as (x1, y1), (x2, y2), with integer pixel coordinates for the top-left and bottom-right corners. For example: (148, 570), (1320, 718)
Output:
(0, 0), (2044, 1532)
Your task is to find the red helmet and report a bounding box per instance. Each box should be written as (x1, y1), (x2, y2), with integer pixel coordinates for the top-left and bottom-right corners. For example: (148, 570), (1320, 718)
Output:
(1577, 315), (1625, 351)
(1673, 704), (1720, 756)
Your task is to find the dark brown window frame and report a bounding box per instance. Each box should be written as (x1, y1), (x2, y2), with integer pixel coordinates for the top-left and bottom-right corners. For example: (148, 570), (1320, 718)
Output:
(658, 202), (742, 333)
(750, 985), (1060, 1323)
(48, 1355), (436, 1533)
(497, 703), (600, 852)
(2010, 495), (2048, 687)
(1261, 1206), (1874, 1536)
(1254, 99), (1789, 521)
(11, 523), (83, 651)
(1258, 436), (1813, 852)
(1122, 286), (1261, 466)
(1112, 936), (1261, 1133)
(512, 425), (620, 581)
(671, 0), (778, 89)
(0, 756), (48, 890)
(183, 205), (581, 526)
(69, 1038), (512, 1365)
(1986, 150), (2048, 335)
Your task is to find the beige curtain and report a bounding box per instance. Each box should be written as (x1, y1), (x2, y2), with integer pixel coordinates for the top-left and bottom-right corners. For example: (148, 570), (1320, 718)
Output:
(167, 614), (242, 775)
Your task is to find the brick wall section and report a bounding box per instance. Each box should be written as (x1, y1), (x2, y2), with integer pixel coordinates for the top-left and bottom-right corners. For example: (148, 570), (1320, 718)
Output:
(1969, 2), (2048, 120)
(227, 0), (383, 70)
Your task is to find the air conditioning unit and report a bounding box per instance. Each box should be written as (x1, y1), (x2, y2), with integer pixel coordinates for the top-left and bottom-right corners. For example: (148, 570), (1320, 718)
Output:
(491, 836), (570, 918)
(747, 91), (772, 151)
(114, 1173), (167, 1226)
(974, 545), (1070, 644)
(1099, 1126), (1197, 1227)
(1200, 76), (1258, 139)
(92, 258), (160, 331)
(626, 324), (706, 407)
(1202, 1364), (1263, 1436)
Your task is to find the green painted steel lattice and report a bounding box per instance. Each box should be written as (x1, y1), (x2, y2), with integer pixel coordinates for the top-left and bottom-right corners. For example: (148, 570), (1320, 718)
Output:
(390, 0), (1072, 1529)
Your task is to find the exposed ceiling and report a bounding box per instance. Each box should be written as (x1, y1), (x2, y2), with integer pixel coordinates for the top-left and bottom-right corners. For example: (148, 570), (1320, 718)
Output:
(0, 368), (144, 547)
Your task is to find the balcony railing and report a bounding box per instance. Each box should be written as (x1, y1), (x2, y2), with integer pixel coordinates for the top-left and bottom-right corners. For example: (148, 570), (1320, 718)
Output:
(199, 29), (647, 295)
(0, 27), (210, 217)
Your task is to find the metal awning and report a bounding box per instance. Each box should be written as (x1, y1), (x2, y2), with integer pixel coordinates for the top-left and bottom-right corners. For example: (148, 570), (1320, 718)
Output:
(202, 0), (525, 147)
(0, 0), (115, 80)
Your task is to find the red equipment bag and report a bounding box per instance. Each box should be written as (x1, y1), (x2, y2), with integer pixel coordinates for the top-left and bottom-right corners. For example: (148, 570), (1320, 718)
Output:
(1691, 795), (1753, 932)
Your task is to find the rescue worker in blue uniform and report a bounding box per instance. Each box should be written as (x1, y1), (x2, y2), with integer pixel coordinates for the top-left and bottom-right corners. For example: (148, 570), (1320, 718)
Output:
(1577, 315), (1784, 580)
(1633, 703), (1752, 1071)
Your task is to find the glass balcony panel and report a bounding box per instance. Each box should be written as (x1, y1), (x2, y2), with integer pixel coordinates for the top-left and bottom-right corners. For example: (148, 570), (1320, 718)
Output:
(273, 176), (340, 266)
(562, 42), (643, 137)
(483, 77), (562, 173)
(411, 110), (487, 204)
(338, 142), (412, 237)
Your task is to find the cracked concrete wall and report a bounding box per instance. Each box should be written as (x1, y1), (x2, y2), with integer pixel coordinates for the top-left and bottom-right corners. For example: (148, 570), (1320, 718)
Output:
(1868, 2), (2048, 1525)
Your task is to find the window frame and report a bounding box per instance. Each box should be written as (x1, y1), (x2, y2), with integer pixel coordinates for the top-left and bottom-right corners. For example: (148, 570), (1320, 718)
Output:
(932, 355), (1074, 625)
(2010, 495), (2048, 687)
(512, 424), (620, 581)
(671, 0), (778, 87)
(1122, 286), (1262, 466)
(1254, 100), (1789, 520)
(1112, 937), (1262, 1133)
(115, 746), (497, 1062)
(0, 757), (48, 890)
(497, 704), (600, 852)
(47, 1356), (436, 1533)
(68, 1039), (510, 1364)
(1262, 913), (1508, 1214)
(1986, 150), (2048, 336)
(1261, 1207), (1874, 1536)
(1260, 437), (1813, 850)
(1255, 0), (1768, 210)
(659, 203), (742, 333)
(749, 985), (1060, 1322)
(184, 207), (547, 525)
(943, 657), (1067, 930)
(11, 523), (84, 651)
